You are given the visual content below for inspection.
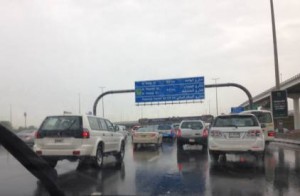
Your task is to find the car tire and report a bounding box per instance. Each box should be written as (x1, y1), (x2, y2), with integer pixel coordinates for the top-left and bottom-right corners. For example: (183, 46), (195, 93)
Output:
(94, 144), (104, 169)
(115, 141), (125, 164)
(209, 150), (219, 162)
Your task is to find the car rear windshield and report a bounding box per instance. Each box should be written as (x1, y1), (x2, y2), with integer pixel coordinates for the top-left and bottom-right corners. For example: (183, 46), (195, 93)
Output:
(181, 121), (203, 130)
(213, 116), (259, 127)
(137, 125), (157, 132)
(39, 116), (82, 137)
(158, 124), (172, 130)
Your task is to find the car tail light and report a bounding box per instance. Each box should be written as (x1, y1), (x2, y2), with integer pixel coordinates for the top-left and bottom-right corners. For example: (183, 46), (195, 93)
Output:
(36, 150), (42, 155)
(268, 131), (275, 137)
(246, 130), (262, 138)
(150, 133), (156, 137)
(73, 150), (80, 155)
(210, 130), (222, 138)
(82, 128), (90, 139)
(35, 131), (41, 139)
(202, 129), (208, 137)
(177, 129), (182, 137)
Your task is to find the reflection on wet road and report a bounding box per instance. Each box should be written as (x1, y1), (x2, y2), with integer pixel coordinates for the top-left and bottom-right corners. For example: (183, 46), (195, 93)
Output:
(1, 140), (300, 196)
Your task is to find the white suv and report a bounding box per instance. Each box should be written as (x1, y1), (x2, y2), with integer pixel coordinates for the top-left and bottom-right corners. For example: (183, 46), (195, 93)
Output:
(208, 114), (265, 162)
(34, 115), (125, 168)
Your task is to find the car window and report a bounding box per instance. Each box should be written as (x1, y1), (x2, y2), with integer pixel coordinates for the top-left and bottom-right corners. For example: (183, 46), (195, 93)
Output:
(251, 112), (273, 123)
(181, 121), (203, 130)
(98, 119), (108, 130)
(105, 120), (114, 131)
(213, 116), (259, 127)
(88, 117), (100, 130)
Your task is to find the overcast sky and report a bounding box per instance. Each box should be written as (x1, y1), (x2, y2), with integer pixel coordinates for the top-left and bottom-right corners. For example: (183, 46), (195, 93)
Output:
(0, 0), (299, 128)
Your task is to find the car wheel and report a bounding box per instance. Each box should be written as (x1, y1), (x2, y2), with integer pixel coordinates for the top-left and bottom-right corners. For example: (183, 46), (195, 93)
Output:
(115, 141), (125, 164)
(94, 144), (104, 169)
(209, 150), (219, 162)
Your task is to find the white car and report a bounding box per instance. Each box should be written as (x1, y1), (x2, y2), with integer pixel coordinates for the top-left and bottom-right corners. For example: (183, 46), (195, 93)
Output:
(132, 125), (162, 150)
(34, 115), (125, 168)
(177, 120), (208, 150)
(208, 114), (265, 162)
(240, 110), (275, 143)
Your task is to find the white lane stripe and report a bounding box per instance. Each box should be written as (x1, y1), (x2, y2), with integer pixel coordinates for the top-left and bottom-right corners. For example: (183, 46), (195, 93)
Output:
(148, 155), (159, 162)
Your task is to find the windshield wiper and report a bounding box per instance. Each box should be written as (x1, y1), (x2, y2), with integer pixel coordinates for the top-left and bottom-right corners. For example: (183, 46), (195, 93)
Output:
(62, 120), (76, 131)
(0, 124), (65, 196)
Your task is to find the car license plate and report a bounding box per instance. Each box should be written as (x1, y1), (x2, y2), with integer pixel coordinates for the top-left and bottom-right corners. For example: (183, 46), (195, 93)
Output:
(189, 139), (195, 142)
(229, 132), (240, 138)
(54, 139), (64, 143)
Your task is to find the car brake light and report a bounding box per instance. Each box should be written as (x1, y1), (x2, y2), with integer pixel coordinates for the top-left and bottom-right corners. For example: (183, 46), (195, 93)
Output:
(202, 129), (208, 137)
(246, 130), (262, 138)
(177, 129), (182, 137)
(268, 131), (275, 137)
(35, 131), (41, 139)
(36, 150), (42, 155)
(73, 150), (80, 155)
(150, 133), (156, 137)
(82, 128), (90, 139)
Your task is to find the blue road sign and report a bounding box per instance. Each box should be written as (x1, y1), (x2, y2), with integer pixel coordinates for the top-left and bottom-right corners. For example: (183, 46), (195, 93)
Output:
(135, 76), (205, 103)
(231, 107), (244, 114)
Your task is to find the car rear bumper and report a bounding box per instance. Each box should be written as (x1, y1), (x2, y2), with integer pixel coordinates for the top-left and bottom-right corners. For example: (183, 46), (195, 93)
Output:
(33, 145), (93, 156)
(177, 137), (207, 145)
(132, 138), (160, 144)
(208, 138), (265, 152)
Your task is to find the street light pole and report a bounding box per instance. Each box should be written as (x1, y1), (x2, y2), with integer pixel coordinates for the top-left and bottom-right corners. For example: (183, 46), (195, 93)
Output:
(99, 87), (105, 117)
(270, 0), (280, 90)
(78, 93), (81, 114)
(24, 112), (27, 128)
(212, 78), (220, 116)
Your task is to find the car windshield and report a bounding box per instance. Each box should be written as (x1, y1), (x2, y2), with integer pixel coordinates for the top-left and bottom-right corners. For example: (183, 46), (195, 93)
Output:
(0, 1), (299, 196)
(213, 116), (259, 127)
(181, 121), (203, 130)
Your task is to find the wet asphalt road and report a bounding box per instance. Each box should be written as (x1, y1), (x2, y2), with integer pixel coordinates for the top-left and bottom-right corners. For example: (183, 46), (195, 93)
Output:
(1, 139), (300, 196)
